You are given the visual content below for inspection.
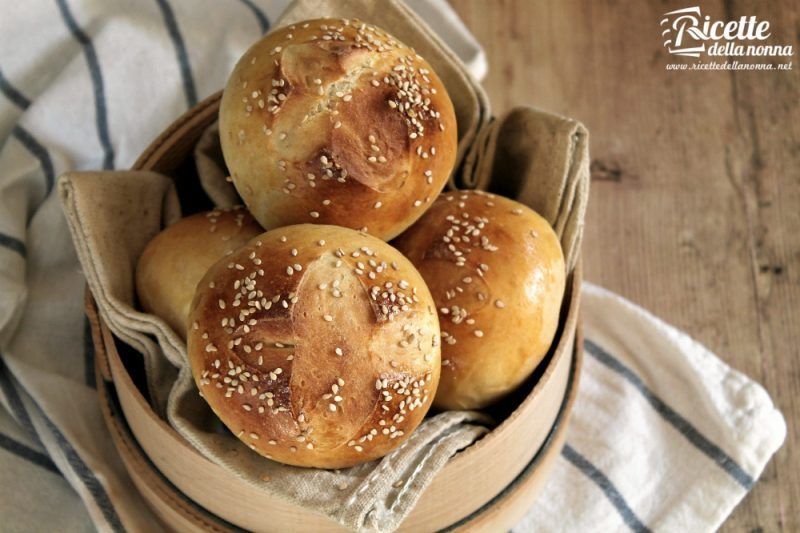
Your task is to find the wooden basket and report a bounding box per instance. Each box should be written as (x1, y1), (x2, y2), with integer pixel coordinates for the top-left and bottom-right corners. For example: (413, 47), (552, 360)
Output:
(87, 92), (584, 532)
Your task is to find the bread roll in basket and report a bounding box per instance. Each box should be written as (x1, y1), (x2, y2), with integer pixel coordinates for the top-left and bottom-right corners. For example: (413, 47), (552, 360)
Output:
(188, 224), (441, 469)
(395, 191), (566, 411)
(219, 20), (457, 241)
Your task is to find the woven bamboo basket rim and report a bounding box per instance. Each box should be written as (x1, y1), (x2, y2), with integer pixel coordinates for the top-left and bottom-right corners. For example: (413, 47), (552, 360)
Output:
(87, 90), (584, 531)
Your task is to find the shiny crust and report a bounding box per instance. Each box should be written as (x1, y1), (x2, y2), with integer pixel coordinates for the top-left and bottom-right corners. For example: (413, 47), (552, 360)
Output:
(187, 224), (440, 468)
(135, 207), (262, 338)
(394, 191), (565, 410)
(219, 18), (457, 241)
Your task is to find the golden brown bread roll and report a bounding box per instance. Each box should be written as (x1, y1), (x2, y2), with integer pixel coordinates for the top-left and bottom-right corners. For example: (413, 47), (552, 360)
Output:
(187, 224), (441, 468)
(394, 190), (565, 410)
(136, 207), (262, 338)
(219, 18), (457, 241)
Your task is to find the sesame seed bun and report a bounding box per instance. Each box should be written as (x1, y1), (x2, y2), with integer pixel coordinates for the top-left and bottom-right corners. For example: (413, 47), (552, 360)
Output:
(187, 224), (441, 469)
(219, 18), (457, 241)
(135, 207), (262, 338)
(394, 191), (566, 410)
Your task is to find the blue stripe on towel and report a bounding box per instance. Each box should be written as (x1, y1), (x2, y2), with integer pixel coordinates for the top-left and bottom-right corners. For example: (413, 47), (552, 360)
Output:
(55, 0), (115, 169)
(12, 125), (55, 196)
(0, 432), (60, 475)
(562, 444), (652, 533)
(235, 0), (271, 34)
(154, 0), (198, 107)
(0, 357), (123, 530)
(0, 68), (32, 109)
(0, 358), (38, 439)
(0, 232), (26, 258)
(584, 338), (755, 489)
(38, 408), (125, 532)
(0, 74), (56, 202)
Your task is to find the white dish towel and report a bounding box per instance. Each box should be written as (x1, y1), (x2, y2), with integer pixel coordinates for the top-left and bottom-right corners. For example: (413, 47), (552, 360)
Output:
(0, 1), (785, 532)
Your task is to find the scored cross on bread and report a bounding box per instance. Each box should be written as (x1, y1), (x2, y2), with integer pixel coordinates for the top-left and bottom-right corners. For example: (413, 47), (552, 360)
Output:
(219, 18), (458, 241)
(188, 224), (441, 468)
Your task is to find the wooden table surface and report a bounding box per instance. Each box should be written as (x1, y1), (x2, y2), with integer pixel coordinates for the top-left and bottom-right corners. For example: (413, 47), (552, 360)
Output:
(448, 1), (799, 530)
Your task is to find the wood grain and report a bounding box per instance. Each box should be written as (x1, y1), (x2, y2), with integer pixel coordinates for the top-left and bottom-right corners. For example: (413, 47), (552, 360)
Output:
(447, 0), (799, 530)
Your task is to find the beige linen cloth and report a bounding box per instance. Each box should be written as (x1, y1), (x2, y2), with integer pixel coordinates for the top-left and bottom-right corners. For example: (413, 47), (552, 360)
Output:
(57, 0), (588, 531)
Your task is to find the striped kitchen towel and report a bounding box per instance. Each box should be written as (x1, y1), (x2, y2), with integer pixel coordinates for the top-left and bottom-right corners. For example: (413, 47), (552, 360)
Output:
(0, 1), (784, 532)
(516, 284), (785, 532)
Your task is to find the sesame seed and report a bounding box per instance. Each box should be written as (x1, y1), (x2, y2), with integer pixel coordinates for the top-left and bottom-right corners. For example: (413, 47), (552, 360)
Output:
(495, 300), (506, 308)
(474, 330), (484, 337)
(323, 314), (333, 322)
(374, 201), (382, 209)
(335, 347), (343, 356)
(310, 211), (320, 218)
